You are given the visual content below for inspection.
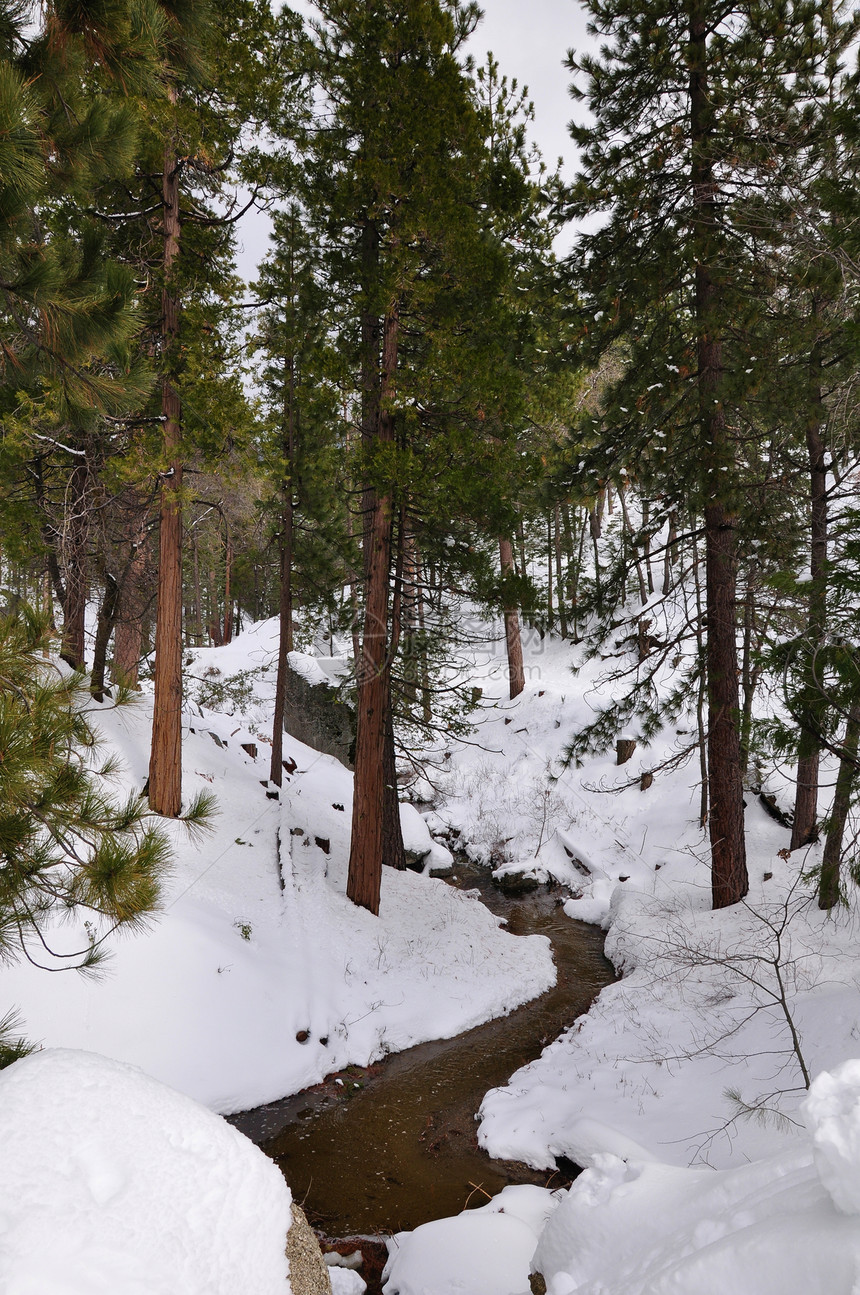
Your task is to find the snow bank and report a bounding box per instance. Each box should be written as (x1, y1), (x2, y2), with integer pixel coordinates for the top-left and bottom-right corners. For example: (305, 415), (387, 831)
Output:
(805, 1058), (860, 1215)
(528, 1060), (860, 1295)
(386, 1063), (860, 1295)
(382, 1185), (559, 1295)
(0, 1049), (291, 1294)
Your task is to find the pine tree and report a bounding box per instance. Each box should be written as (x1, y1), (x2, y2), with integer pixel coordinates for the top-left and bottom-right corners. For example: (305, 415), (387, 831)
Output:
(564, 0), (842, 908)
(0, 610), (172, 975)
(299, 0), (491, 912)
(253, 203), (353, 786)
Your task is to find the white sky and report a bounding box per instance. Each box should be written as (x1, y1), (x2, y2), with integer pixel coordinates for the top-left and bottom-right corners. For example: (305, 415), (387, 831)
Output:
(236, 0), (594, 282)
(470, 0), (592, 182)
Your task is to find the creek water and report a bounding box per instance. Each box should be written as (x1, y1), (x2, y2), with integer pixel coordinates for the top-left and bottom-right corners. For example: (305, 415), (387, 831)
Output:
(229, 860), (614, 1238)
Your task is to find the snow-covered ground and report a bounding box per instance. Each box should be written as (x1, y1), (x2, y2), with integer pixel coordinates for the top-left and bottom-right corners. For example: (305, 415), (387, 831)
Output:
(411, 617), (860, 1174)
(5, 608), (860, 1292)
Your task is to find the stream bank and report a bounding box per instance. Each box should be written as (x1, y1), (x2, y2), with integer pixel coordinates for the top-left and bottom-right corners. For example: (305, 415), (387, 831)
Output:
(230, 859), (614, 1245)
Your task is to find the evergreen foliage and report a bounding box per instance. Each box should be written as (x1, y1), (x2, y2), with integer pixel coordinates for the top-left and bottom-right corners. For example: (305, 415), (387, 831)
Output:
(0, 610), (175, 975)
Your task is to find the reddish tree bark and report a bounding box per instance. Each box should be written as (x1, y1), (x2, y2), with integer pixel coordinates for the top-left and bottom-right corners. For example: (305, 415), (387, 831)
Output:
(149, 129), (184, 818)
(499, 536), (525, 699)
(348, 305), (399, 913)
(690, 5), (748, 908)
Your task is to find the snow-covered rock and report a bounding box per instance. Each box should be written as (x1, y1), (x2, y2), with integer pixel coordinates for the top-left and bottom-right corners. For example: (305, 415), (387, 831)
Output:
(0, 1049), (292, 1295)
(383, 1185), (558, 1295)
(805, 1059), (860, 1215)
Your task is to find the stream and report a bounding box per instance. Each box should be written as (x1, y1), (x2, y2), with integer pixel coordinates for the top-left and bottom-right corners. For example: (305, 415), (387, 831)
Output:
(229, 859), (615, 1241)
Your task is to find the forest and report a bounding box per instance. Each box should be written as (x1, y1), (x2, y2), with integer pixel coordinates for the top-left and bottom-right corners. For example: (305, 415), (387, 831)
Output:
(4, 1), (860, 1293)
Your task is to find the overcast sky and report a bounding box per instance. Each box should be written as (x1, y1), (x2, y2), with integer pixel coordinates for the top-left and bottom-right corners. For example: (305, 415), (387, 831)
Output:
(469, 0), (592, 181)
(236, 0), (594, 281)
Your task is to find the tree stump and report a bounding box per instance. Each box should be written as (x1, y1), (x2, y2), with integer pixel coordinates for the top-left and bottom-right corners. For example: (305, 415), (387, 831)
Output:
(616, 737), (637, 765)
(640, 771), (653, 791)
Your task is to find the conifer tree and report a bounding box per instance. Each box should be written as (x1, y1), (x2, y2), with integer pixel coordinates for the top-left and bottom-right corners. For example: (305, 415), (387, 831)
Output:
(253, 203), (352, 786)
(77, 0), (288, 816)
(564, 0), (842, 908)
(300, 0), (493, 912)
(0, 610), (172, 975)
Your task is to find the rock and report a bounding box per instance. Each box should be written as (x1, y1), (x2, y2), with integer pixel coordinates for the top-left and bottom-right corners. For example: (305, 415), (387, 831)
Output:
(405, 847), (430, 872)
(493, 871), (540, 897)
(283, 666), (355, 769)
(286, 1203), (332, 1295)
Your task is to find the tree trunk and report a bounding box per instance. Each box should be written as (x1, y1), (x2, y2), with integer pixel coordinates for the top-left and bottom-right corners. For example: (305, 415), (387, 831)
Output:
(149, 127), (184, 819)
(546, 512), (554, 631)
(662, 511), (678, 595)
(572, 507), (587, 642)
(739, 571), (757, 777)
(270, 350), (295, 788)
(60, 460), (89, 671)
(345, 417), (363, 675)
(792, 330), (827, 849)
(553, 505), (568, 638)
(818, 702), (860, 910)
(90, 572), (119, 702)
(619, 481), (648, 605)
(416, 556), (432, 725)
(499, 536), (525, 699)
(222, 528), (234, 645)
(642, 497), (654, 595)
(114, 514), (150, 688)
(590, 489), (604, 613)
(693, 528), (709, 829)
(348, 299), (398, 914)
(382, 507), (407, 870)
(516, 517), (527, 580)
(191, 529), (204, 646)
(691, 7), (747, 907)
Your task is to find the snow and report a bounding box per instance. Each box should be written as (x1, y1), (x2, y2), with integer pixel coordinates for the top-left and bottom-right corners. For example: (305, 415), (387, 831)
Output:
(383, 1185), (558, 1295)
(0, 1049), (291, 1294)
(3, 617), (554, 1113)
(379, 606), (860, 1292)
(805, 1060), (860, 1214)
(386, 1063), (860, 1295)
(328, 1271), (367, 1295)
(9, 603), (860, 1292)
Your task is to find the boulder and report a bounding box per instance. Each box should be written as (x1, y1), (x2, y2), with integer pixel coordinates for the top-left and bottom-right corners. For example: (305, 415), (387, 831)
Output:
(287, 1203), (332, 1295)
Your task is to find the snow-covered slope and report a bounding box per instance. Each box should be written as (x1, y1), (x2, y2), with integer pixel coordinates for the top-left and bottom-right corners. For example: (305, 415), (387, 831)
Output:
(2, 621), (554, 1113)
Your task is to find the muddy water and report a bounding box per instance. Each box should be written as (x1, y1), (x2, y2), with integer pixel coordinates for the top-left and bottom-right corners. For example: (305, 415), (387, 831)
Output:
(229, 862), (614, 1236)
